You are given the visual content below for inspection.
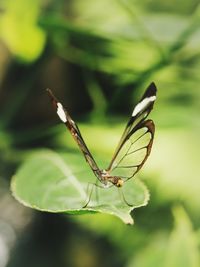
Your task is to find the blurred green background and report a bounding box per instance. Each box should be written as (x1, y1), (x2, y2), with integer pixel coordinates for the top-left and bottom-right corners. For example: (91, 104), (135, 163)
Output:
(0, 0), (200, 266)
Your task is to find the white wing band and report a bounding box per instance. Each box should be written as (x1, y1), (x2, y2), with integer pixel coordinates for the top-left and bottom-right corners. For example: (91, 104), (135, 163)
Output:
(132, 96), (156, 117)
(57, 102), (67, 123)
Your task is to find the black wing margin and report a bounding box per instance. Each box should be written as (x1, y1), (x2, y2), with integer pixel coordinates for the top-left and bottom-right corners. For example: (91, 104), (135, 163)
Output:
(107, 82), (157, 180)
(46, 89), (100, 176)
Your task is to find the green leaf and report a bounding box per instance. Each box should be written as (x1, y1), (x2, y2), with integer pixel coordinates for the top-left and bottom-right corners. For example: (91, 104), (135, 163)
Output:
(0, 0), (46, 62)
(164, 206), (200, 267)
(11, 149), (149, 224)
(127, 206), (200, 267)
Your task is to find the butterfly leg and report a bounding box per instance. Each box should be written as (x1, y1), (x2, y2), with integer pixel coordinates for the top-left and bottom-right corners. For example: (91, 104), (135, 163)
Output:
(118, 188), (133, 207)
(82, 180), (102, 208)
(82, 182), (95, 208)
(82, 179), (109, 208)
(94, 179), (100, 204)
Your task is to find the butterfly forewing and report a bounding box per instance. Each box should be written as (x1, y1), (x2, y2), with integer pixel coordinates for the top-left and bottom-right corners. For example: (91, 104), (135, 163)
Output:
(107, 83), (157, 172)
(107, 82), (157, 181)
(46, 89), (100, 176)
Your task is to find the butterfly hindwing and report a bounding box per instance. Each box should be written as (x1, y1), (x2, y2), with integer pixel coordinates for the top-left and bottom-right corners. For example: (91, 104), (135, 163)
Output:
(108, 120), (155, 180)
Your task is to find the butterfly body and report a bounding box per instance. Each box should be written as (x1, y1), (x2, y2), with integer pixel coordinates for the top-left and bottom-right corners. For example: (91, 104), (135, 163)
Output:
(47, 83), (157, 189)
(97, 169), (124, 188)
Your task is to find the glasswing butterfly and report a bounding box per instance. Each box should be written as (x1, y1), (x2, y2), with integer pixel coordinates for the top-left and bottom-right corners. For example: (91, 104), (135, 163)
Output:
(47, 82), (156, 190)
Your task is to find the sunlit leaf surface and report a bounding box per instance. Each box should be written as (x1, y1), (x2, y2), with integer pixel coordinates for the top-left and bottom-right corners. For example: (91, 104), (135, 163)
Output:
(11, 150), (149, 224)
(0, 0), (46, 62)
(127, 206), (200, 267)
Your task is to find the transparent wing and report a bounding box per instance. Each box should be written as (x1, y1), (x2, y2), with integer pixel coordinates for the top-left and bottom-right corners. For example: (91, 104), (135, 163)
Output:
(107, 82), (157, 171)
(108, 120), (155, 181)
(47, 89), (100, 176)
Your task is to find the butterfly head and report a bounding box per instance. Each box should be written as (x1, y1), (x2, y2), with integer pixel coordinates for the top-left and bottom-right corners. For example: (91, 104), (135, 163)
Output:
(108, 176), (124, 187)
(115, 178), (124, 187)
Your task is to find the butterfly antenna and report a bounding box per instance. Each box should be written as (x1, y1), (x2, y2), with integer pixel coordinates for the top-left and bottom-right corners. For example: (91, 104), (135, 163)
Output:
(46, 88), (59, 110)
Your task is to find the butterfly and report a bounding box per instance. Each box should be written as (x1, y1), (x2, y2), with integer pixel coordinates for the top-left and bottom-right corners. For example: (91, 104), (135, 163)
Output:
(47, 82), (157, 189)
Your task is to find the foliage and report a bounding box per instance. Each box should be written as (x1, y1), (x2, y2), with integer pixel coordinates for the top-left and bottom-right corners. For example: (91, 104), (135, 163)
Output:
(0, 0), (46, 62)
(128, 206), (200, 267)
(0, 0), (200, 266)
(11, 149), (149, 224)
